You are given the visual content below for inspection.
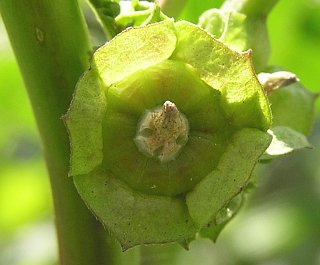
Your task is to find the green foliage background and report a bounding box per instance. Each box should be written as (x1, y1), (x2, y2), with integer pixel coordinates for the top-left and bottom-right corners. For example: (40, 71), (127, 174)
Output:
(0, 0), (319, 264)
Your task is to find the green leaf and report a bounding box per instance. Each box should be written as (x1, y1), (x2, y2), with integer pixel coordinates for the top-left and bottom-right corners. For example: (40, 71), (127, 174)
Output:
(64, 69), (107, 176)
(264, 126), (312, 158)
(172, 21), (271, 131)
(74, 168), (197, 250)
(92, 20), (177, 87)
(268, 81), (318, 135)
(186, 128), (271, 226)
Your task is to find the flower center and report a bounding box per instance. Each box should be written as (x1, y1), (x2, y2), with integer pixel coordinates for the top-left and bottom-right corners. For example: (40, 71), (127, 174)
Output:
(134, 101), (189, 163)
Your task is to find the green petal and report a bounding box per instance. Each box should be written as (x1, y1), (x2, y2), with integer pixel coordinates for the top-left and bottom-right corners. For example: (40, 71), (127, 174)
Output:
(65, 69), (107, 175)
(186, 128), (271, 226)
(73, 169), (198, 250)
(171, 21), (271, 131)
(264, 126), (312, 158)
(92, 20), (177, 87)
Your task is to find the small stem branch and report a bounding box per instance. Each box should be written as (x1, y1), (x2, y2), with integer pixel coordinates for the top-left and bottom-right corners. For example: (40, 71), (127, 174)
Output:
(88, 0), (120, 40)
(221, 0), (280, 17)
(0, 1), (129, 264)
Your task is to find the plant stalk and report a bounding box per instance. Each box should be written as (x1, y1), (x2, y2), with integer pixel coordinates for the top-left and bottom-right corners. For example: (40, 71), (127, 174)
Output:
(158, 0), (187, 18)
(221, 0), (280, 17)
(0, 1), (130, 264)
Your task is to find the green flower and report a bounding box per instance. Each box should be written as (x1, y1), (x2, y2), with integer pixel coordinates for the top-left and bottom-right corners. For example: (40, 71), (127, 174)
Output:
(65, 20), (272, 250)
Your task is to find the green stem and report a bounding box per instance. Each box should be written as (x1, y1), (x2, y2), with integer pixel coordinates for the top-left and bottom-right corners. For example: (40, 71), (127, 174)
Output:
(0, 1), (129, 264)
(140, 244), (181, 265)
(88, 0), (120, 40)
(221, 0), (280, 17)
(158, 0), (187, 18)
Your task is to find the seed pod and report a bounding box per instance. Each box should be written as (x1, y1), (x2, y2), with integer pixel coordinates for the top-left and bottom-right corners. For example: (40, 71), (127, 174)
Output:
(65, 20), (272, 250)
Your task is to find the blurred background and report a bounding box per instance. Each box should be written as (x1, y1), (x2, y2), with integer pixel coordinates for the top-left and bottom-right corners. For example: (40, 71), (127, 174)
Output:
(0, 0), (319, 264)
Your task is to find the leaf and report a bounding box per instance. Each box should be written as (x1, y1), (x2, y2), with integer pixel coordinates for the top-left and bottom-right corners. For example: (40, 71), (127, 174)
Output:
(268, 81), (318, 135)
(264, 126), (312, 158)
(172, 21), (271, 131)
(186, 128), (271, 226)
(74, 168), (197, 250)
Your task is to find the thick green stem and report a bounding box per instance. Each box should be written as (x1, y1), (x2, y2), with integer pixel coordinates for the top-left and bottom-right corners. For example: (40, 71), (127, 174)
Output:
(0, 1), (128, 264)
(140, 244), (182, 265)
(221, 0), (279, 17)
